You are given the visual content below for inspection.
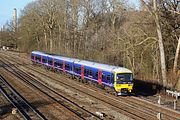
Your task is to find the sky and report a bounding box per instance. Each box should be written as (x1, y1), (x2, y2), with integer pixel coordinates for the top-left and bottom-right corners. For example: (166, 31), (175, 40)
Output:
(0, 0), (140, 28)
(0, 0), (35, 28)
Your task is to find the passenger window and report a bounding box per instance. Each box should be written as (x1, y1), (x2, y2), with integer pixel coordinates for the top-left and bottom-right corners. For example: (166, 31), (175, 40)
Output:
(57, 62), (60, 66)
(74, 67), (77, 71)
(66, 64), (70, 70)
(85, 69), (89, 74)
(36, 56), (38, 60)
(42, 58), (46, 63)
(86, 69), (89, 74)
(106, 75), (110, 81)
(48, 60), (52, 65)
(76, 67), (79, 72)
(102, 73), (105, 80)
(75, 67), (81, 73)
(89, 70), (93, 76)
(95, 72), (98, 78)
(59, 62), (63, 68)
(55, 61), (60, 67)
(36, 56), (41, 61)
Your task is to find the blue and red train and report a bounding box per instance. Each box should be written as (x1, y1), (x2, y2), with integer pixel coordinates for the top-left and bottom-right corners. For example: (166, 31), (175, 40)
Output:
(31, 51), (134, 95)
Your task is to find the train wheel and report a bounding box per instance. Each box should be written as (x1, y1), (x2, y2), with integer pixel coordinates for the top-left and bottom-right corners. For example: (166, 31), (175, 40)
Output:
(79, 78), (82, 82)
(72, 75), (75, 79)
(89, 81), (93, 86)
(114, 92), (118, 96)
(83, 79), (88, 84)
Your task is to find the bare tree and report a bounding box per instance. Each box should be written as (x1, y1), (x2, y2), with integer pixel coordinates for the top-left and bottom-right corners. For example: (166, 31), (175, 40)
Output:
(153, 0), (167, 86)
(3, 0), (179, 89)
(140, 0), (167, 86)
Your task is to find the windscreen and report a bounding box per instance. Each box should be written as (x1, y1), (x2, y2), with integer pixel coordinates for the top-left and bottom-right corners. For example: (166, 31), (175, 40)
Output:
(116, 73), (133, 84)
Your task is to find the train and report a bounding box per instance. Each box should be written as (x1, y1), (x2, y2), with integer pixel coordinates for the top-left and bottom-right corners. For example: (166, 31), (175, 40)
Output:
(31, 51), (134, 95)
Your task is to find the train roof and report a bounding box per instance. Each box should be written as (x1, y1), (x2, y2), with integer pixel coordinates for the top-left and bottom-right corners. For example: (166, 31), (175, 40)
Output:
(32, 51), (43, 54)
(32, 51), (48, 56)
(53, 55), (80, 63)
(75, 60), (132, 73)
(31, 51), (132, 73)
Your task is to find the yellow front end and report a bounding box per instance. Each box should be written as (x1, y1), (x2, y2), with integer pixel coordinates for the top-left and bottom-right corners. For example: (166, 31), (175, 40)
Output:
(114, 72), (133, 93)
(115, 83), (133, 93)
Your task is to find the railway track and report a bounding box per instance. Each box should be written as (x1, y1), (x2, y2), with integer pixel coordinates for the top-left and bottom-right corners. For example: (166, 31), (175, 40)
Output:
(1, 51), (180, 119)
(0, 75), (46, 120)
(25, 67), (180, 120)
(0, 59), (102, 120)
(0, 57), (160, 119)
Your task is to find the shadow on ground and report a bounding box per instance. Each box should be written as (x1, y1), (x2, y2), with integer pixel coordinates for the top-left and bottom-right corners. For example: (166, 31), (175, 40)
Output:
(132, 79), (163, 97)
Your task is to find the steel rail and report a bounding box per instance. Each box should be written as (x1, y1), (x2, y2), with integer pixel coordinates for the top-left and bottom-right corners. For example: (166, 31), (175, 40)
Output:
(0, 58), (148, 120)
(26, 65), (180, 120)
(0, 60), (102, 120)
(1, 53), (179, 119)
(0, 75), (47, 120)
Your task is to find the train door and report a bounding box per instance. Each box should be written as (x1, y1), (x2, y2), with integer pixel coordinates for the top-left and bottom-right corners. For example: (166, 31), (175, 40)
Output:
(52, 58), (54, 69)
(81, 65), (84, 79)
(98, 70), (102, 85)
(63, 61), (65, 72)
(40, 55), (43, 63)
(34, 54), (36, 62)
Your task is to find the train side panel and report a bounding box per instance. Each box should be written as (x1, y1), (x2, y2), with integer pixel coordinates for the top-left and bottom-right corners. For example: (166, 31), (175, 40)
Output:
(73, 63), (114, 89)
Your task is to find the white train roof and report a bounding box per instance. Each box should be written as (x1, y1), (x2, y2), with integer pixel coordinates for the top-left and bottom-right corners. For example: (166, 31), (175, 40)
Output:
(74, 60), (132, 73)
(31, 51), (132, 73)
(32, 51), (48, 56)
(53, 55), (80, 63)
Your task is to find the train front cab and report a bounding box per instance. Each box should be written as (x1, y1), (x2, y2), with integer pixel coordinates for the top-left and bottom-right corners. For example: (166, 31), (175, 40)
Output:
(114, 72), (133, 95)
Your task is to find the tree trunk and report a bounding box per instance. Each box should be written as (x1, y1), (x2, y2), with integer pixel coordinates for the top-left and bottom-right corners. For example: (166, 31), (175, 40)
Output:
(44, 29), (47, 51)
(71, 0), (78, 57)
(173, 37), (180, 73)
(153, 0), (167, 86)
(49, 29), (53, 52)
(36, 35), (40, 50)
